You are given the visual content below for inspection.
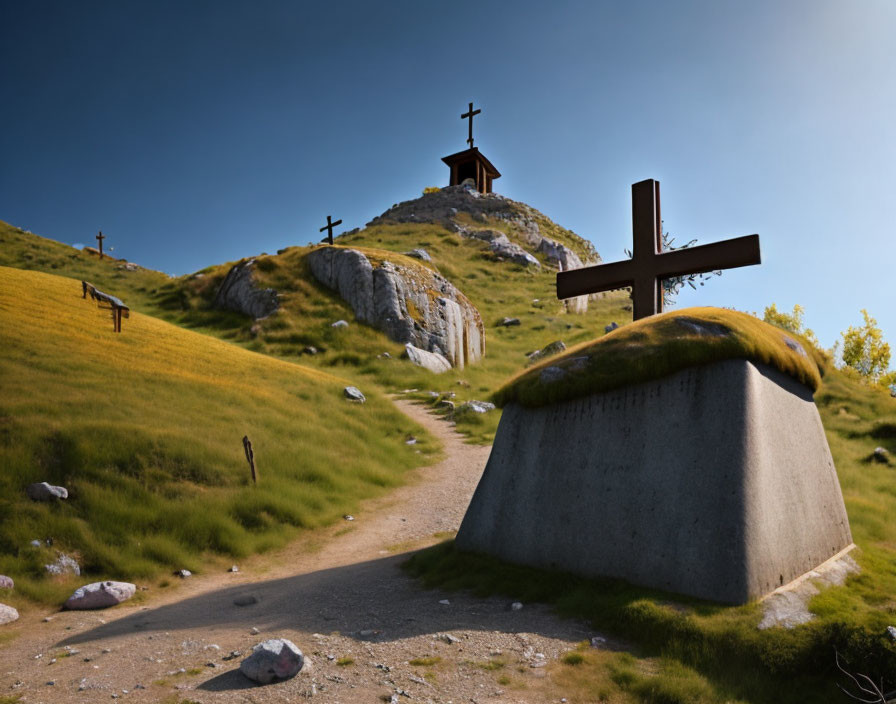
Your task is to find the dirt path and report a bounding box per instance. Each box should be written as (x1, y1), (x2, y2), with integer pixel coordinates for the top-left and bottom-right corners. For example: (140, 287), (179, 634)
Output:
(1, 401), (598, 704)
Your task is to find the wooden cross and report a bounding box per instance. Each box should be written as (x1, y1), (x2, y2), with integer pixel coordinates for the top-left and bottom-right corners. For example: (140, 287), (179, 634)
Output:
(557, 179), (761, 320)
(461, 102), (481, 149)
(319, 215), (342, 245)
(96, 230), (105, 259)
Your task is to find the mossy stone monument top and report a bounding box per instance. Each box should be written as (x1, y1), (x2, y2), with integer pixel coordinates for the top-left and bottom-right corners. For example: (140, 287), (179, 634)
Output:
(456, 181), (854, 604)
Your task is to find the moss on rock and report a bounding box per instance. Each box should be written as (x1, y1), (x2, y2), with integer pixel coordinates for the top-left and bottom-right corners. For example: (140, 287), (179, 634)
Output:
(493, 307), (824, 408)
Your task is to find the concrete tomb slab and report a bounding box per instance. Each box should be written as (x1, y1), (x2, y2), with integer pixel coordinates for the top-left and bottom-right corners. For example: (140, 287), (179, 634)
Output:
(457, 357), (853, 604)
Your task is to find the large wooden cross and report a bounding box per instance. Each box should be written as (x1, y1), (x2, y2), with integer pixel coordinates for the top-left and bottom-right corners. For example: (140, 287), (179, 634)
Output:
(319, 215), (342, 246)
(461, 102), (481, 149)
(96, 230), (105, 259)
(557, 179), (761, 320)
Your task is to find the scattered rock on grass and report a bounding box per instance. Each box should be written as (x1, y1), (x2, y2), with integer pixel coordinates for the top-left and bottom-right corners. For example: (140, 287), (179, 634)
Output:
(343, 386), (366, 403)
(26, 482), (68, 501)
(0, 576), (13, 589)
(0, 603), (19, 625)
(64, 581), (136, 610)
(175, 569), (192, 579)
(526, 341), (566, 365)
(605, 322), (619, 333)
(872, 447), (891, 464)
(456, 400), (495, 414)
(240, 639), (304, 684)
(500, 317), (521, 327)
(331, 320), (349, 328)
(404, 248), (431, 262)
(45, 554), (80, 576)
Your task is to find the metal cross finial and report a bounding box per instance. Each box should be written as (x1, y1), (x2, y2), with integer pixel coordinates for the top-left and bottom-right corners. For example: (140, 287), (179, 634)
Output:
(319, 215), (342, 246)
(461, 102), (481, 149)
(96, 231), (105, 260)
(557, 179), (761, 320)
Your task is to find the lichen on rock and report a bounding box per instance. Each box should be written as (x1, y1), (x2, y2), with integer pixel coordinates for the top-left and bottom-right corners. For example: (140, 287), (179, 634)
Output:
(306, 246), (484, 369)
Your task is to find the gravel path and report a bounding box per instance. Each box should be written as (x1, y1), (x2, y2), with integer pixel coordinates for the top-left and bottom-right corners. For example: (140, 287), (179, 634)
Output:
(1, 401), (599, 703)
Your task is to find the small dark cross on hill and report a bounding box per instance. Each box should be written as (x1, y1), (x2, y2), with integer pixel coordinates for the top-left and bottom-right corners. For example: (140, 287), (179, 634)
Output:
(557, 179), (761, 320)
(461, 102), (481, 149)
(319, 215), (342, 245)
(96, 231), (105, 259)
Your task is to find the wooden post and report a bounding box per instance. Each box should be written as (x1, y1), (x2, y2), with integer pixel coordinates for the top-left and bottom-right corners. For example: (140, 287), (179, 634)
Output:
(243, 436), (257, 484)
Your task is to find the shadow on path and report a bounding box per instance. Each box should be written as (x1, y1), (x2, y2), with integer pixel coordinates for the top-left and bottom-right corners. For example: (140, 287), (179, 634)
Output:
(57, 550), (588, 649)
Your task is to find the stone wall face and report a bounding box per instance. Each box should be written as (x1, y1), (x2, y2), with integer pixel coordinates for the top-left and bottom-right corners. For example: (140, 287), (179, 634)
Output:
(213, 259), (280, 319)
(456, 359), (853, 604)
(307, 247), (484, 369)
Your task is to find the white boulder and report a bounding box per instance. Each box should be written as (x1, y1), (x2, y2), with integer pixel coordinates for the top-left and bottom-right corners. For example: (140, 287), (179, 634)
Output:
(64, 581), (136, 610)
(404, 344), (452, 374)
(0, 603), (18, 625)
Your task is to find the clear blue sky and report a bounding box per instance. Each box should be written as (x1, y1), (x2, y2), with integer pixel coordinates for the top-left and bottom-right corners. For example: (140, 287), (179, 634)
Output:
(1, 0), (892, 349)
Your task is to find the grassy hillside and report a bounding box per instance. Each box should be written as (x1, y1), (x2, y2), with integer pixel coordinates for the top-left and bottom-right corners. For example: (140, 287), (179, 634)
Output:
(1, 214), (632, 444)
(407, 359), (896, 703)
(166, 221), (631, 442)
(0, 266), (437, 606)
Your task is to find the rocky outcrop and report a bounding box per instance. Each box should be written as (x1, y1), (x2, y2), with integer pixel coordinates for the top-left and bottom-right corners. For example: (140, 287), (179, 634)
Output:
(368, 186), (599, 312)
(64, 581), (136, 610)
(457, 227), (539, 267)
(306, 247), (484, 369)
(213, 259), (280, 320)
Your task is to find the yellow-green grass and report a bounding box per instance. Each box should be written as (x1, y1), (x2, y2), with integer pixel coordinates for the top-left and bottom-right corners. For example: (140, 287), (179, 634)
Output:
(1, 218), (634, 445)
(0, 266), (437, 606)
(142, 221), (632, 444)
(406, 361), (896, 702)
(493, 307), (823, 409)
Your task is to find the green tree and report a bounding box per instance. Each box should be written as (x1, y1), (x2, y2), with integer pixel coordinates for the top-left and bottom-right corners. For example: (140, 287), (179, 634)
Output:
(840, 309), (892, 387)
(762, 303), (820, 348)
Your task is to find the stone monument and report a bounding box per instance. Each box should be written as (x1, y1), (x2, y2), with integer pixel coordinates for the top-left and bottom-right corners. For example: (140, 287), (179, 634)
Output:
(456, 181), (854, 604)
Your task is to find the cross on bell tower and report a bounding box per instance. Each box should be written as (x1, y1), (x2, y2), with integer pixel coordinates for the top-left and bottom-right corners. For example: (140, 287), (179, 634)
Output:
(441, 101), (501, 195)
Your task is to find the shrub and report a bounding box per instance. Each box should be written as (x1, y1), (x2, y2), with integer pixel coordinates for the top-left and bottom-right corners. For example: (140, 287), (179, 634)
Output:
(762, 303), (820, 348)
(840, 309), (893, 388)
